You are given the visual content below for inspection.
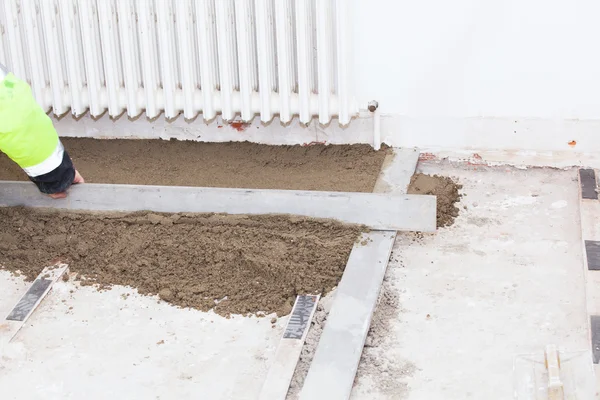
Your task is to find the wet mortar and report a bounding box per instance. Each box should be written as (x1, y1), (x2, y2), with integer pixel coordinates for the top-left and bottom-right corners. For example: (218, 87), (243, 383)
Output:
(0, 207), (363, 316)
(0, 138), (388, 193)
(0, 142), (464, 397)
(407, 173), (463, 227)
(0, 140), (389, 316)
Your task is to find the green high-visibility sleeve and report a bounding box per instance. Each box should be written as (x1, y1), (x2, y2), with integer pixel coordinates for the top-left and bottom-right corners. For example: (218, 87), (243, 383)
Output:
(0, 73), (59, 169)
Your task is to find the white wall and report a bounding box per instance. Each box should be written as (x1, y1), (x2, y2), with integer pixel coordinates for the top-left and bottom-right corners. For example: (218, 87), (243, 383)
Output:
(50, 0), (600, 160)
(349, 0), (600, 154)
(352, 0), (600, 118)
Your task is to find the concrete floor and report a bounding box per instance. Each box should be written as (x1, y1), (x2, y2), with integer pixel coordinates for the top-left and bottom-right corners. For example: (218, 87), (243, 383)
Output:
(0, 276), (282, 399)
(352, 162), (591, 399)
(0, 161), (593, 399)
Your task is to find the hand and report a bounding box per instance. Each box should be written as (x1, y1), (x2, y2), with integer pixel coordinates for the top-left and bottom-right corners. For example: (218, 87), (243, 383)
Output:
(49, 170), (85, 199)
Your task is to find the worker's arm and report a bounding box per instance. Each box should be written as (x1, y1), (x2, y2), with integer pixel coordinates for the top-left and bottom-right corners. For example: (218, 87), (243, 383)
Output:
(0, 64), (83, 197)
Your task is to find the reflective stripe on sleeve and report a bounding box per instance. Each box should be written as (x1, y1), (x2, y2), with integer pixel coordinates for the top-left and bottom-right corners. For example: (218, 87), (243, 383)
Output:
(22, 141), (64, 177)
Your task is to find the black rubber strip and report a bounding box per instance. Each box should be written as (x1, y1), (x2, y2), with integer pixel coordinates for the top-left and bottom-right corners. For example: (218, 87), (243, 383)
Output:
(580, 169), (598, 200)
(586, 241), (600, 271)
(283, 295), (318, 340)
(6, 278), (52, 321)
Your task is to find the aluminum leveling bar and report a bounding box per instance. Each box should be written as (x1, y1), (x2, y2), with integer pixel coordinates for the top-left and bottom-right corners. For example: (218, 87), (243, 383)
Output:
(0, 182), (436, 232)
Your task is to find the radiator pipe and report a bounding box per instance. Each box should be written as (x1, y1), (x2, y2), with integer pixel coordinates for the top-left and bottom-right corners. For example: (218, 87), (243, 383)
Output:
(368, 100), (380, 151)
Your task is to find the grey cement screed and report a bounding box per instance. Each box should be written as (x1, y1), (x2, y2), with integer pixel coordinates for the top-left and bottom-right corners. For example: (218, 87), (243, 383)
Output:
(591, 316), (600, 364)
(0, 181), (436, 232)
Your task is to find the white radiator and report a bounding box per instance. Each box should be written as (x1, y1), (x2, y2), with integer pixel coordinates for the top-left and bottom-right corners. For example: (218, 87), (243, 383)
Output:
(0, 0), (356, 125)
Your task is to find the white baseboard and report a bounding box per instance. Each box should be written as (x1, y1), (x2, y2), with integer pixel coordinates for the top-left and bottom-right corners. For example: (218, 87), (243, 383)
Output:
(51, 112), (375, 145)
(52, 112), (600, 168)
(417, 148), (600, 170)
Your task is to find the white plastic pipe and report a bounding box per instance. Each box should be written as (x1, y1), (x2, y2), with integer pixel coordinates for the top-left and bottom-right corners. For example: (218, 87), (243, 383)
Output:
(59, 0), (87, 116)
(155, 0), (177, 119)
(175, 0), (196, 119)
(373, 108), (381, 151)
(3, 0), (27, 80)
(79, 0), (104, 117)
(294, 0), (311, 124)
(335, 0), (353, 125)
(117, 0), (141, 118)
(215, 0), (236, 121)
(21, 0), (46, 106)
(316, 0), (332, 125)
(234, 0), (253, 121)
(254, 0), (275, 123)
(136, 0), (159, 119)
(96, 0), (124, 117)
(40, 0), (68, 116)
(195, 0), (218, 121)
(274, 0), (294, 123)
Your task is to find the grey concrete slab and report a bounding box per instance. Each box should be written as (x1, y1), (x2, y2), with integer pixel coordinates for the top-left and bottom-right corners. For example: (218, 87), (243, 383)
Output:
(591, 316), (600, 364)
(357, 163), (589, 400)
(299, 231), (396, 400)
(0, 181), (436, 232)
(373, 148), (420, 194)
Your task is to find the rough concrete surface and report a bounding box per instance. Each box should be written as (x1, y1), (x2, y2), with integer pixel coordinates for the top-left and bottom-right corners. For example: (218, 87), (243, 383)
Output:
(0, 138), (388, 193)
(0, 208), (361, 316)
(354, 269), (416, 398)
(0, 273), (283, 400)
(350, 162), (589, 399)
